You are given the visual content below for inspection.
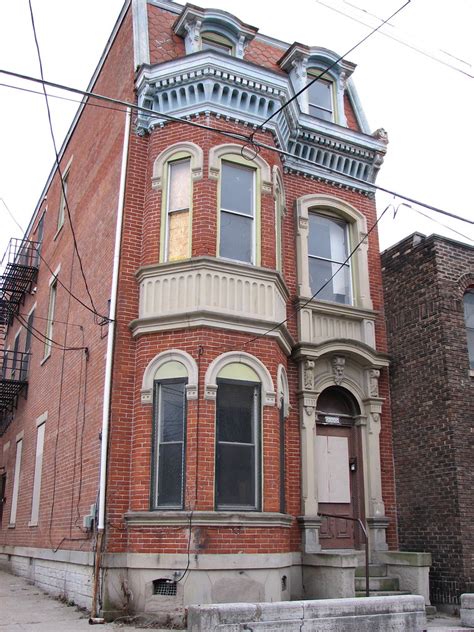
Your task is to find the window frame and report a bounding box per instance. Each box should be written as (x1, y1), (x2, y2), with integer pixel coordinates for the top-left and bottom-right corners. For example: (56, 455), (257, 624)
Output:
(29, 412), (47, 527)
(42, 270), (59, 363)
(308, 210), (353, 305)
(217, 156), (258, 265)
(151, 377), (188, 510)
(201, 31), (233, 55)
(56, 169), (69, 236)
(215, 377), (261, 511)
(307, 71), (336, 123)
(162, 155), (192, 262)
(463, 288), (474, 372)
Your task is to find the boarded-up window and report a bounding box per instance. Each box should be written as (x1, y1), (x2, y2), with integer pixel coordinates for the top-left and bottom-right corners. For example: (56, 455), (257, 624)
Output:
(316, 435), (350, 503)
(166, 159), (190, 261)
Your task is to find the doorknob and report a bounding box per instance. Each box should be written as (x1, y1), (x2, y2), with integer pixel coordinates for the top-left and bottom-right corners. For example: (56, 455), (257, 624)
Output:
(349, 457), (357, 472)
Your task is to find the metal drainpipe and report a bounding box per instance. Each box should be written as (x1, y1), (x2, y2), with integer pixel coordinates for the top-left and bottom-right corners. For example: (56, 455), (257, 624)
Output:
(90, 107), (131, 623)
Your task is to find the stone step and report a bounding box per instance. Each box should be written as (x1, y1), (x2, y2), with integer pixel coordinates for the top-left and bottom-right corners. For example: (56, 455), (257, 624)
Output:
(355, 576), (400, 592)
(355, 564), (387, 578)
(355, 590), (412, 598)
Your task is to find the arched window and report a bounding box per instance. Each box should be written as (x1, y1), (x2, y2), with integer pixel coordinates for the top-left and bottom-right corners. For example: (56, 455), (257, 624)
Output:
(205, 352), (275, 511)
(296, 194), (372, 309)
(152, 142), (203, 263)
(210, 144), (271, 267)
(316, 385), (360, 425)
(464, 288), (474, 370)
(141, 350), (198, 510)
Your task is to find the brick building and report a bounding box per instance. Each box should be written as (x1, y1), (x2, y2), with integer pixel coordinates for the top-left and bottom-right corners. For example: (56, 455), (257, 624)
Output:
(382, 233), (474, 606)
(0, 0), (429, 621)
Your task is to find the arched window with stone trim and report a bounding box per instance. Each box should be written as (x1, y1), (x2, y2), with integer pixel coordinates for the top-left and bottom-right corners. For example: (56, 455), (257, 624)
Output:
(205, 351), (275, 511)
(209, 144), (272, 267)
(151, 142), (203, 263)
(141, 350), (198, 510)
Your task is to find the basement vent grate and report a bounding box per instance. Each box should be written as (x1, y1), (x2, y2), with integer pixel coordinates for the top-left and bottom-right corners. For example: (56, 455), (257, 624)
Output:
(153, 578), (177, 597)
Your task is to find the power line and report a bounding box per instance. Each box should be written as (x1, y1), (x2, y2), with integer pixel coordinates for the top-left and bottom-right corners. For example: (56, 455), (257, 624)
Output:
(14, 310), (87, 353)
(27, 0), (107, 324)
(314, 0), (473, 79)
(1, 68), (470, 229)
(253, 0), (412, 133)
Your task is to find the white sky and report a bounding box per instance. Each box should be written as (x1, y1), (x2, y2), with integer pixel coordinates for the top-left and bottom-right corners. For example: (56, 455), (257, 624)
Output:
(0, 0), (473, 261)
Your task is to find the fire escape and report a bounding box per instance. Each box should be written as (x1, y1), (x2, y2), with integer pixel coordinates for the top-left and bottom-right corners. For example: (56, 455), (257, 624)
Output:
(0, 238), (39, 435)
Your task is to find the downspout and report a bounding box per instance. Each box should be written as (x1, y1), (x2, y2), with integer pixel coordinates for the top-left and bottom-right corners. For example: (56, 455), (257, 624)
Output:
(90, 107), (131, 623)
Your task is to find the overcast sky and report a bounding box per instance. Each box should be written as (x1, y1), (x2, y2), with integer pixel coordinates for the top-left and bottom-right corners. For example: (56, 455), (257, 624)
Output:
(0, 0), (473, 261)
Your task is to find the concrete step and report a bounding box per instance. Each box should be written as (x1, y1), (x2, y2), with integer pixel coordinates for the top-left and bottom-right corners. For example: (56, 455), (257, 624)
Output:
(355, 576), (400, 592)
(355, 564), (387, 577)
(355, 590), (412, 598)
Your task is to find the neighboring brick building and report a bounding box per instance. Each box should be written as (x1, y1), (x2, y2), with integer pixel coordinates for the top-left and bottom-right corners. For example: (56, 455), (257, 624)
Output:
(382, 233), (474, 605)
(0, 0), (428, 621)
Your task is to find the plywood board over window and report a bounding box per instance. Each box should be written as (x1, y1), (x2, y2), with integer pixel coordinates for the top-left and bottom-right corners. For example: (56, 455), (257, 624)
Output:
(316, 435), (351, 503)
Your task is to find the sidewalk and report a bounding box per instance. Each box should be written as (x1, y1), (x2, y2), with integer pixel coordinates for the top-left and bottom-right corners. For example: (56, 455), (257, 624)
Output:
(0, 569), (169, 631)
(1, 568), (472, 631)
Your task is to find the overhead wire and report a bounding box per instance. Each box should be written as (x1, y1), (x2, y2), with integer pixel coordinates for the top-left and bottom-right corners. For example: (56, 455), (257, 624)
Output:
(27, 0), (108, 324)
(314, 0), (474, 79)
(252, 0), (412, 134)
(0, 68), (471, 229)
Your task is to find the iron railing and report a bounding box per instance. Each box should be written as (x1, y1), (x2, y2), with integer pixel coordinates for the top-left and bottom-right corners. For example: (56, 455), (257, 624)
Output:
(319, 512), (369, 597)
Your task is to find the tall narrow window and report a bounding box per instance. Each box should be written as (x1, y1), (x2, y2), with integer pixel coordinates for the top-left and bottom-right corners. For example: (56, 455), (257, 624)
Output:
(153, 379), (187, 508)
(30, 416), (46, 526)
(274, 174), (285, 272)
(219, 161), (255, 264)
(35, 211), (45, 265)
(10, 438), (23, 526)
(57, 171), (69, 233)
(44, 278), (57, 359)
(464, 289), (474, 370)
(10, 331), (21, 380)
(216, 379), (260, 510)
(0, 472), (6, 528)
(308, 213), (352, 304)
(21, 309), (35, 380)
(166, 159), (191, 261)
(308, 76), (334, 121)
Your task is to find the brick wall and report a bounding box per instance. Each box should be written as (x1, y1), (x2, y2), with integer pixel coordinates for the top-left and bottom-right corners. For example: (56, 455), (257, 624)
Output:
(382, 233), (474, 601)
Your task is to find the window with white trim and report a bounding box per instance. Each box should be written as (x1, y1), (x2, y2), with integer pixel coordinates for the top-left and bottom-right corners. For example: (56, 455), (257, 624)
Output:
(307, 74), (334, 122)
(10, 437), (23, 526)
(201, 32), (233, 54)
(219, 161), (256, 264)
(57, 170), (69, 233)
(464, 289), (474, 370)
(308, 212), (352, 304)
(30, 415), (46, 526)
(165, 158), (191, 261)
(152, 364), (188, 509)
(44, 277), (57, 359)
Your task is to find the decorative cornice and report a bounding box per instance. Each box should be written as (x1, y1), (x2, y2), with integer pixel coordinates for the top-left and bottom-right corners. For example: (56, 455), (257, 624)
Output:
(135, 54), (387, 193)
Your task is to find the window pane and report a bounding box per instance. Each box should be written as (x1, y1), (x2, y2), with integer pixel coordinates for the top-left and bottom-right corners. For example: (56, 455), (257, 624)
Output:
(220, 211), (252, 263)
(217, 382), (254, 443)
(160, 382), (185, 442)
(221, 162), (254, 216)
(309, 214), (348, 262)
(168, 210), (189, 261)
(467, 328), (474, 369)
(308, 105), (332, 121)
(216, 444), (255, 507)
(308, 78), (333, 117)
(464, 292), (474, 328)
(158, 443), (183, 506)
(309, 258), (351, 304)
(169, 160), (190, 212)
(202, 38), (232, 54)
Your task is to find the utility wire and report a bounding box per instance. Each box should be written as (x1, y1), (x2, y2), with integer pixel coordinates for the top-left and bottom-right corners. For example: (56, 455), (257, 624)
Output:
(27, 0), (106, 323)
(241, 202), (393, 348)
(253, 0), (412, 133)
(314, 0), (473, 79)
(0, 69), (471, 229)
(14, 310), (87, 352)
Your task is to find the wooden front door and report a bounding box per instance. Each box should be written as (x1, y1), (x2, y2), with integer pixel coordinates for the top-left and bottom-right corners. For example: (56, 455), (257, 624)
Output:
(316, 386), (364, 549)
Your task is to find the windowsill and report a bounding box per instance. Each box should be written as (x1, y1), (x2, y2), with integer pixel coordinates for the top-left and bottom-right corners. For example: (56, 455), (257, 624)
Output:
(40, 352), (51, 366)
(28, 521), (38, 528)
(125, 510), (293, 528)
(7, 523), (15, 529)
(469, 369), (474, 378)
(53, 224), (63, 241)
